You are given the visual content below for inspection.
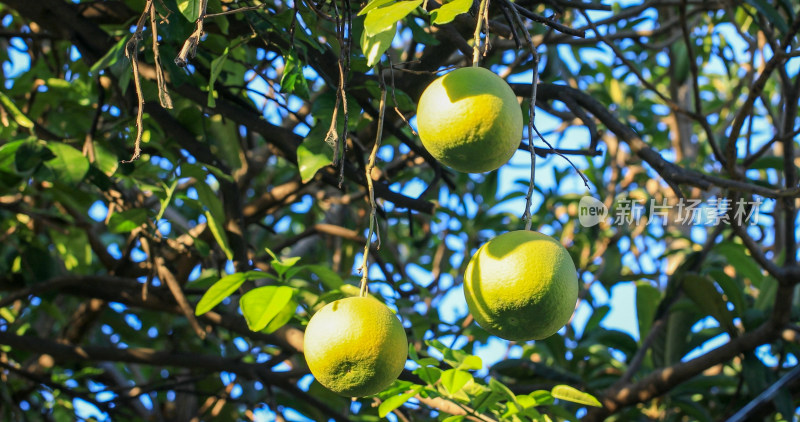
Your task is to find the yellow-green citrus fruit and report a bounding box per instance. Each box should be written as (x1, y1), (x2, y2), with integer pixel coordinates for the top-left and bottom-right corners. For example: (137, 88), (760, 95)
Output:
(303, 296), (407, 397)
(416, 67), (523, 173)
(463, 230), (579, 341)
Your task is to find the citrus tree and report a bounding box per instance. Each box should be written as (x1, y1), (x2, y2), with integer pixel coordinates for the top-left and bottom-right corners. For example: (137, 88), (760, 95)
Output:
(1, 0), (800, 420)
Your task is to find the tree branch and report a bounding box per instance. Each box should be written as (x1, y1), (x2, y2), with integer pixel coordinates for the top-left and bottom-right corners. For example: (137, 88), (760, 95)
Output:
(0, 331), (350, 422)
(587, 322), (777, 419)
(524, 83), (800, 200)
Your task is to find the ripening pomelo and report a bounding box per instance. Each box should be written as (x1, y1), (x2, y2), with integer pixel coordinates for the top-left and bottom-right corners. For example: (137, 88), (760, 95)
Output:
(303, 296), (407, 397)
(416, 66), (523, 173)
(463, 230), (579, 341)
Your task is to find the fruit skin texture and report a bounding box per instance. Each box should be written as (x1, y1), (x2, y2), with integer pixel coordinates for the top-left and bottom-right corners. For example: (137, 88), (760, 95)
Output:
(416, 67), (523, 173)
(463, 230), (579, 341)
(303, 296), (407, 397)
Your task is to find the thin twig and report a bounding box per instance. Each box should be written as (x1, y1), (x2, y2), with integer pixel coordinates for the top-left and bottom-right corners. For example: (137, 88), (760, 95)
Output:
(155, 255), (207, 339)
(727, 364), (800, 422)
(202, 3), (267, 18)
(503, 0), (539, 230)
(724, 50), (789, 173)
(532, 126), (590, 188)
(82, 77), (105, 163)
(387, 55), (417, 135)
(175, 0), (209, 67)
(576, 8), (723, 168)
(358, 66), (387, 297)
(150, 4), (173, 109)
(471, 0), (490, 65)
(122, 0), (153, 163)
(678, 0), (723, 167)
(511, 4), (585, 37)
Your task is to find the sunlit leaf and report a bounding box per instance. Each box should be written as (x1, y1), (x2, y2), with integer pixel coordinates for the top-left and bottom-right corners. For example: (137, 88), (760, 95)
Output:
(441, 369), (472, 395)
(430, 0), (472, 25)
(551, 385), (602, 407)
(280, 50), (310, 99)
(240, 286), (295, 331)
(361, 22), (395, 67)
(195, 273), (248, 316)
(205, 210), (234, 261)
(45, 142), (89, 185)
(108, 208), (148, 233)
(177, 0), (201, 22)
(0, 91), (34, 129)
(378, 385), (422, 417)
(297, 138), (333, 183)
(89, 35), (130, 72)
(363, 0), (422, 36)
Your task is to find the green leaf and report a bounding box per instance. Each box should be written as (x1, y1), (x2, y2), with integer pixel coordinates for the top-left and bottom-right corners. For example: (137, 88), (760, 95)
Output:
(0, 307), (16, 324)
(441, 369), (472, 395)
(358, 0), (397, 16)
(442, 416), (465, 422)
(529, 390), (554, 406)
(205, 210), (234, 261)
(263, 298), (297, 334)
(413, 365), (442, 385)
(488, 377), (517, 404)
(194, 183), (225, 223)
(430, 0), (472, 25)
(415, 357), (439, 367)
(205, 0), (229, 34)
(713, 241), (763, 286)
(178, 0), (201, 22)
(49, 228), (91, 271)
(550, 385), (602, 407)
(754, 276), (778, 311)
(45, 143), (90, 185)
(204, 163), (235, 184)
(598, 243), (623, 287)
(272, 256), (301, 277)
(8, 139), (53, 175)
(280, 50), (310, 99)
(297, 138), (333, 183)
(744, 0), (788, 33)
(302, 265), (344, 289)
(155, 180), (179, 222)
(195, 273), (248, 316)
(635, 281), (661, 341)
(748, 156), (784, 170)
(240, 286), (295, 331)
(583, 304), (610, 334)
(0, 91), (34, 129)
(681, 274), (736, 334)
(92, 145), (119, 177)
(408, 343), (419, 361)
(363, 0), (422, 36)
(708, 270), (744, 318)
(457, 354), (482, 371)
(378, 385), (422, 417)
(108, 208), (148, 233)
(663, 301), (698, 366)
(207, 49), (229, 108)
(90, 35), (130, 73)
(194, 183), (233, 261)
(361, 22), (395, 67)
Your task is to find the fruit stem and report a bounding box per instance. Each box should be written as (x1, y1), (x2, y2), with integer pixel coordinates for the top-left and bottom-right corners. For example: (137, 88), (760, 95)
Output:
(359, 64), (388, 297)
(471, 0), (490, 66)
(506, 1), (540, 231)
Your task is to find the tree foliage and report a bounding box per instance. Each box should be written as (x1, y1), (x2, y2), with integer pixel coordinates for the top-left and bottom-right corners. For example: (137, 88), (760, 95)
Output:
(1, 0), (799, 420)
